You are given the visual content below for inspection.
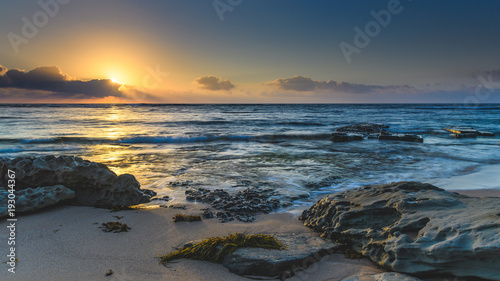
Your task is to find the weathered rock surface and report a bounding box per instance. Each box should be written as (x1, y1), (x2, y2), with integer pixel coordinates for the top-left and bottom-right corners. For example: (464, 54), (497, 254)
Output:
(378, 132), (423, 143)
(331, 132), (364, 142)
(300, 181), (500, 280)
(336, 123), (389, 134)
(0, 156), (155, 208)
(333, 123), (423, 143)
(445, 127), (495, 138)
(185, 187), (282, 222)
(220, 233), (341, 278)
(342, 272), (423, 281)
(371, 272), (423, 281)
(0, 185), (75, 218)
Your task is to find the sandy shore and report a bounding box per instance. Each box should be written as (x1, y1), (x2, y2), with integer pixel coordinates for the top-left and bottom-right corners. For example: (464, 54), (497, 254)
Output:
(0, 204), (384, 281)
(2, 185), (498, 280)
(426, 164), (500, 191)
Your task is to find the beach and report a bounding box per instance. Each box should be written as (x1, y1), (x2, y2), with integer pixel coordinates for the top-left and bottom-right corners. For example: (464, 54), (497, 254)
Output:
(1, 181), (499, 280)
(0, 204), (385, 281)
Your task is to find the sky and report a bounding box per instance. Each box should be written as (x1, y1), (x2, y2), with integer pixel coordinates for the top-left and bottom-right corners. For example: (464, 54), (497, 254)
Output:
(1, 0), (500, 103)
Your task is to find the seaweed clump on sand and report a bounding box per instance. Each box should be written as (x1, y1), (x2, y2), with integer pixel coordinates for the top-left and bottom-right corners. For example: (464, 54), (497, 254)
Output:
(172, 214), (202, 222)
(100, 221), (131, 233)
(159, 233), (286, 265)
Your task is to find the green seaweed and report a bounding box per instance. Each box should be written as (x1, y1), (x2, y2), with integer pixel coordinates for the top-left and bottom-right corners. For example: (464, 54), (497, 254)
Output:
(172, 214), (202, 222)
(160, 233), (286, 265)
(100, 221), (131, 233)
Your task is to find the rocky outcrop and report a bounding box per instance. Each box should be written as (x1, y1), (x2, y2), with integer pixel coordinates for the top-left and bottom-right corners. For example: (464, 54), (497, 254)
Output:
(336, 123), (389, 134)
(300, 182), (500, 280)
(342, 272), (423, 281)
(221, 233), (340, 278)
(332, 124), (423, 143)
(445, 127), (495, 138)
(185, 187), (282, 222)
(0, 185), (75, 217)
(0, 156), (155, 208)
(331, 133), (364, 142)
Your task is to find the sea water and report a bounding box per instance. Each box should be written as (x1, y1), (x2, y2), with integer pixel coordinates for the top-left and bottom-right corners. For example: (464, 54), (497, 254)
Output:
(1, 104), (499, 209)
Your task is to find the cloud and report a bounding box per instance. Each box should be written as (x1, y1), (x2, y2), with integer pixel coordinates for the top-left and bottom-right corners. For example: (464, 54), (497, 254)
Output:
(265, 75), (415, 94)
(194, 75), (235, 91)
(0, 65), (132, 100)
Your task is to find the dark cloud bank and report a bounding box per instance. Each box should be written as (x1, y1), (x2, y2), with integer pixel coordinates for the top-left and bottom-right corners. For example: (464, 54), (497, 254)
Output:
(0, 65), (126, 100)
(265, 75), (415, 94)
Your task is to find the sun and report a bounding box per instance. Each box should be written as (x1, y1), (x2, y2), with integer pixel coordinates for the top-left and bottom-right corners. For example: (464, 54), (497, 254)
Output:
(110, 77), (120, 83)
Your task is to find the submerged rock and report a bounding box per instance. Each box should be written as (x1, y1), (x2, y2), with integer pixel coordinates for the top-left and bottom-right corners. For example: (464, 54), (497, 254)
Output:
(333, 123), (424, 143)
(445, 127), (495, 138)
(331, 133), (364, 142)
(336, 123), (389, 134)
(0, 185), (75, 217)
(0, 156), (155, 209)
(185, 187), (282, 222)
(300, 181), (500, 280)
(377, 132), (423, 143)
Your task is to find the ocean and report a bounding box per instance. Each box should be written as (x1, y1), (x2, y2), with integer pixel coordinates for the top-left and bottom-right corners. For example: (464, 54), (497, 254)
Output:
(1, 104), (499, 210)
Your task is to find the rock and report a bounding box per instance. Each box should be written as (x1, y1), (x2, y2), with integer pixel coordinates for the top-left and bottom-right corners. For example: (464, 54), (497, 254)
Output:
(185, 187), (282, 222)
(334, 124), (425, 143)
(371, 272), (423, 281)
(378, 133), (423, 143)
(0, 185), (75, 218)
(445, 127), (495, 138)
(450, 133), (477, 138)
(0, 156), (155, 208)
(336, 123), (389, 134)
(221, 233), (341, 278)
(150, 195), (170, 202)
(331, 133), (364, 142)
(300, 181), (500, 280)
(477, 131), (495, 137)
(342, 272), (423, 281)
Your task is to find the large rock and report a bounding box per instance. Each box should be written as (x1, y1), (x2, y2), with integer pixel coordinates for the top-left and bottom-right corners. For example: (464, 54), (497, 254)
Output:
(342, 272), (423, 281)
(300, 181), (500, 280)
(0, 156), (155, 208)
(221, 233), (341, 278)
(0, 185), (75, 218)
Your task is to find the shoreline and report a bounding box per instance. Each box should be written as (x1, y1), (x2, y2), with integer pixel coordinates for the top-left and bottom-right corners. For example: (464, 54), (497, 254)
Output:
(0, 204), (384, 280)
(426, 164), (500, 192)
(2, 186), (498, 280)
